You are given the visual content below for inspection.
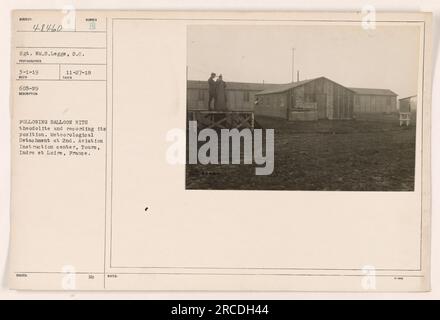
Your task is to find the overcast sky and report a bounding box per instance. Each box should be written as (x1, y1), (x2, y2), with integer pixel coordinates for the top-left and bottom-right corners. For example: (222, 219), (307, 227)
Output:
(187, 24), (420, 99)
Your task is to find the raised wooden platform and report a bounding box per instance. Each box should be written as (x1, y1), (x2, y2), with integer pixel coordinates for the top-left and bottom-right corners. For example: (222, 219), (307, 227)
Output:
(188, 110), (255, 130)
(399, 112), (411, 126)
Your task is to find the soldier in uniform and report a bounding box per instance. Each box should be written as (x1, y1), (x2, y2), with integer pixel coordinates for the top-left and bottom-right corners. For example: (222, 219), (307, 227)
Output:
(215, 74), (227, 110)
(207, 72), (216, 110)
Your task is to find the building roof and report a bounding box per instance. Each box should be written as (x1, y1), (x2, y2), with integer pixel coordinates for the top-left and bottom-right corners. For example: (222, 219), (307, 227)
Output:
(255, 79), (316, 95)
(349, 87), (398, 96)
(187, 80), (279, 91)
(255, 77), (357, 95)
(399, 95), (417, 101)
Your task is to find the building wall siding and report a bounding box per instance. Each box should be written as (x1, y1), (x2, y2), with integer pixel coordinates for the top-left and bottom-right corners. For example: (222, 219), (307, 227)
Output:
(254, 92), (288, 118)
(354, 94), (397, 113)
(291, 78), (353, 120)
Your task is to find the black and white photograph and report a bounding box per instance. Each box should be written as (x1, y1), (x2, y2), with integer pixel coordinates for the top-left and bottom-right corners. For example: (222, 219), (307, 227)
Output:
(186, 24), (420, 191)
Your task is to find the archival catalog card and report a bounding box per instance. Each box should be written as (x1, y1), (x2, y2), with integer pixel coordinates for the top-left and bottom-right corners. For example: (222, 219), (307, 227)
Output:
(8, 10), (432, 291)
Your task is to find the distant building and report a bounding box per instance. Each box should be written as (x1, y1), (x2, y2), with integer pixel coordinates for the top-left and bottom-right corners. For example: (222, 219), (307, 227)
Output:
(399, 95), (417, 113)
(254, 77), (355, 121)
(187, 80), (278, 111)
(350, 87), (398, 114)
(398, 95), (416, 126)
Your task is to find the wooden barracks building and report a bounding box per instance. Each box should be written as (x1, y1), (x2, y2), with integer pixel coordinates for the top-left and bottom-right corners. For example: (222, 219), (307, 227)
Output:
(350, 87), (398, 114)
(254, 77), (355, 120)
(187, 80), (278, 111)
(187, 77), (398, 123)
(399, 95), (417, 112)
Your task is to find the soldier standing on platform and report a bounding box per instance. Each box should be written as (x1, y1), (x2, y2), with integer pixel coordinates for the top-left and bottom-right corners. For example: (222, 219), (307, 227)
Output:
(207, 72), (216, 110)
(215, 74), (227, 111)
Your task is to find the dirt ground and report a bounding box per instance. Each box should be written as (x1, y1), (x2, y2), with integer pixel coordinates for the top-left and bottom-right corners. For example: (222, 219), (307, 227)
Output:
(186, 114), (416, 191)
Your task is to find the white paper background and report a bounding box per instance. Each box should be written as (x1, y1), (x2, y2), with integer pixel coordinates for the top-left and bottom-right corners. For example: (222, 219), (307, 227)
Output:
(0, 0), (439, 299)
